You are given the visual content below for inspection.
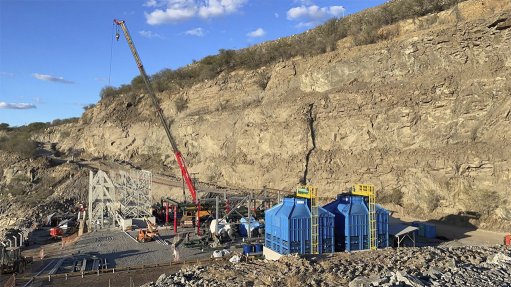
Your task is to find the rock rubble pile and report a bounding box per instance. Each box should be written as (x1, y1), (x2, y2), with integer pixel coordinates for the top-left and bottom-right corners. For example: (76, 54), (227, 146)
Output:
(141, 246), (511, 287)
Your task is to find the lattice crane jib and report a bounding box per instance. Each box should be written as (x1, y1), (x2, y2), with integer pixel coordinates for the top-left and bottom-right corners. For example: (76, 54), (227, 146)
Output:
(297, 185), (319, 254)
(352, 184), (377, 250)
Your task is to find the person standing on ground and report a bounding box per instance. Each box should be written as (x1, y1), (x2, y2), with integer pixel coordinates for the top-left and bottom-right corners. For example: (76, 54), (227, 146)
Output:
(172, 243), (180, 262)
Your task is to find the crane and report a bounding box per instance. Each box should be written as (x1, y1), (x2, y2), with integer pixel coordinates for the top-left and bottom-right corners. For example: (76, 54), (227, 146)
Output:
(113, 19), (201, 234)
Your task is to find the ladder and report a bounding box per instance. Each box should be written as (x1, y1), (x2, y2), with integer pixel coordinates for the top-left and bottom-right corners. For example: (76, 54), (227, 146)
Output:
(297, 185), (319, 254)
(310, 186), (319, 254)
(352, 184), (377, 250)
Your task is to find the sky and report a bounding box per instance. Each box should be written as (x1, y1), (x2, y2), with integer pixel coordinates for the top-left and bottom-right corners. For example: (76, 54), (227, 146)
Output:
(0, 0), (387, 126)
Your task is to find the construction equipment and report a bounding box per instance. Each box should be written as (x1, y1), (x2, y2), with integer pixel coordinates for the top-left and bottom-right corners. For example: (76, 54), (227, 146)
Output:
(296, 185), (319, 254)
(49, 227), (63, 239)
(0, 246), (32, 274)
(137, 218), (159, 242)
(137, 229), (154, 242)
(209, 219), (236, 245)
(181, 207), (212, 227)
(351, 184), (377, 250)
(49, 218), (77, 239)
(114, 19), (202, 235)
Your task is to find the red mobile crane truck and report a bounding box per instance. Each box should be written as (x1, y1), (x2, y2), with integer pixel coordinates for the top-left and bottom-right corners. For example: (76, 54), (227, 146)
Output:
(114, 19), (202, 235)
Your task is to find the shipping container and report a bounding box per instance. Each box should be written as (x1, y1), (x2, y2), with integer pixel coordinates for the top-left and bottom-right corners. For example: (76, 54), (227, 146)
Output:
(422, 223), (436, 239)
(412, 221), (420, 237)
(264, 198), (334, 255)
(412, 222), (436, 239)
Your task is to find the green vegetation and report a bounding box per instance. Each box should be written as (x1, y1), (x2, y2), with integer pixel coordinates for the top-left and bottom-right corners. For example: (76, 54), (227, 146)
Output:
(100, 0), (465, 101)
(463, 189), (501, 218)
(174, 95), (188, 113)
(0, 118), (81, 158)
(0, 123), (10, 131)
(100, 86), (118, 99)
(423, 191), (442, 213)
(83, 104), (96, 111)
(378, 188), (404, 206)
(0, 122), (49, 158)
(51, 118), (79, 126)
(0, 132), (38, 158)
(255, 71), (271, 90)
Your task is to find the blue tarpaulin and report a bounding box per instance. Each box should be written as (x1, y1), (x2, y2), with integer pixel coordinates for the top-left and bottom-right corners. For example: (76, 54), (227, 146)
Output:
(239, 217), (260, 237)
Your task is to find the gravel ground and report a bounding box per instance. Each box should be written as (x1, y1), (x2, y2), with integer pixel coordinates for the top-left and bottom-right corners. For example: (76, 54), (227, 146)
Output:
(141, 246), (511, 287)
(65, 228), (212, 268)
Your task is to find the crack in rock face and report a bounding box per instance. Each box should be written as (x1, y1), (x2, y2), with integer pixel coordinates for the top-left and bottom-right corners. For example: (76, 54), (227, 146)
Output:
(302, 103), (316, 185)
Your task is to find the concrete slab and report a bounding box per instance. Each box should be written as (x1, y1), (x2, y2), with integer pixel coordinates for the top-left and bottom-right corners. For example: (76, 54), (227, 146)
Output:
(263, 246), (282, 261)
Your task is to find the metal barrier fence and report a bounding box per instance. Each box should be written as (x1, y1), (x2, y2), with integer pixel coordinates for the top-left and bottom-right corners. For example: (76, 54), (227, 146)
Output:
(16, 257), (224, 284)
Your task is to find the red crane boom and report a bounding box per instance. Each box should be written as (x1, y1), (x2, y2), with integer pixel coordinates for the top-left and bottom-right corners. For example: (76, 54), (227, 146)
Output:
(113, 19), (201, 233)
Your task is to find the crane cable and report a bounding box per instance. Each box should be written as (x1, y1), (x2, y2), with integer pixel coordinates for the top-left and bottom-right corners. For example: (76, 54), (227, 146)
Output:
(108, 22), (117, 86)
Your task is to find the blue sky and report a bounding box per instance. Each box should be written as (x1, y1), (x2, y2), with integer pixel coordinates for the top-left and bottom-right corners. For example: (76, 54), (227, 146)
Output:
(0, 0), (386, 126)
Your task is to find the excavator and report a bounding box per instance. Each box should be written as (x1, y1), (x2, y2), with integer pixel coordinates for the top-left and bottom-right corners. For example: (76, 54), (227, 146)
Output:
(114, 19), (202, 235)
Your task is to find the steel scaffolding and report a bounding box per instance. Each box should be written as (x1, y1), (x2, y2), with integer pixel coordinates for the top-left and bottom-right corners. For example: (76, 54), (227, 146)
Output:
(88, 170), (117, 230)
(88, 169), (153, 230)
(114, 170), (152, 218)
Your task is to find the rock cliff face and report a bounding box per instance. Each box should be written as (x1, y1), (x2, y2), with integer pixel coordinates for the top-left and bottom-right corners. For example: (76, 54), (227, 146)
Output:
(0, 151), (88, 236)
(42, 0), (511, 230)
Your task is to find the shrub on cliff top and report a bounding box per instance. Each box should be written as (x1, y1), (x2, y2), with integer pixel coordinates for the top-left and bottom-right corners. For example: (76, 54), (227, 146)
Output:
(102, 0), (465, 99)
(0, 132), (38, 158)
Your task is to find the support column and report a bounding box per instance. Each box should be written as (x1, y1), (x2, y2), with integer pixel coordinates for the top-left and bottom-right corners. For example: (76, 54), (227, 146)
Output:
(215, 196), (219, 235)
(165, 202), (169, 225)
(173, 205), (177, 233)
(247, 192), (252, 239)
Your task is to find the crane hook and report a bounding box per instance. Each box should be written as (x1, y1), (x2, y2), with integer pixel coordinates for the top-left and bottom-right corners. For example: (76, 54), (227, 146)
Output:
(115, 32), (120, 41)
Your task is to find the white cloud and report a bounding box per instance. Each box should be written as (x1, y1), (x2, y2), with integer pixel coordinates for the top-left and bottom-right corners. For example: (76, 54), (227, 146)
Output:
(143, 0), (166, 7)
(185, 27), (204, 36)
(247, 28), (265, 38)
(198, 0), (246, 18)
(139, 30), (164, 39)
(287, 5), (345, 20)
(145, 0), (247, 25)
(32, 73), (74, 84)
(0, 102), (36, 110)
(274, 13), (279, 18)
(146, 6), (196, 24)
(328, 6), (346, 17)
